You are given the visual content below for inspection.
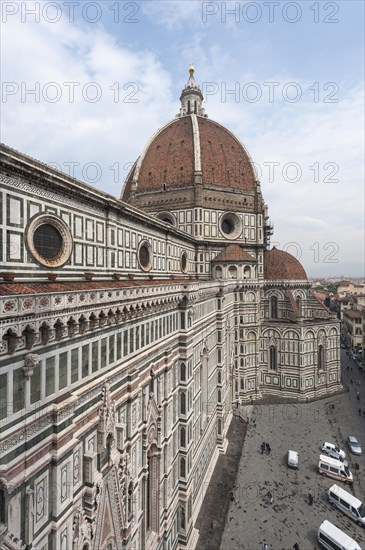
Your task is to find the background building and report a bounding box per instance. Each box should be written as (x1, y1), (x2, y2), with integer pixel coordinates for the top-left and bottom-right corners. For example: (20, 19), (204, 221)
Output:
(0, 69), (341, 550)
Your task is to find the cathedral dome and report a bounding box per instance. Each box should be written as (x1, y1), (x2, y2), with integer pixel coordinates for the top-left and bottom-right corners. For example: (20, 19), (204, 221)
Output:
(121, 67), (257, 205)
(264, 247), (307, 281)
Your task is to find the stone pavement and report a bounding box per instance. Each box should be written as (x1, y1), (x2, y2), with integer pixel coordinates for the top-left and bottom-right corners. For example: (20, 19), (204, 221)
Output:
(219, 350), (365, 550)
(193, 349), (365, 550)
(195, 414), (248, 550)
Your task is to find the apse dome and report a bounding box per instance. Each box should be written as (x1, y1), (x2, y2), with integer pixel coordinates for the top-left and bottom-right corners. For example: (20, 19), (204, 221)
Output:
(264, 247), (307, 281)
(121, 66), (259, 210)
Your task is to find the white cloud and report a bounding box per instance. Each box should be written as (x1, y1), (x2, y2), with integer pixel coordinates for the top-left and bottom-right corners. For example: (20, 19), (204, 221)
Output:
(1, 2), (364, 276)
(2, 12), (175, 193)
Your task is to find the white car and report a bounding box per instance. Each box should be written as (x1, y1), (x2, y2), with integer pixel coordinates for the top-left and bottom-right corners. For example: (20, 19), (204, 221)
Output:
(287, 450), (299, 469)
(321, 442), (346, 461)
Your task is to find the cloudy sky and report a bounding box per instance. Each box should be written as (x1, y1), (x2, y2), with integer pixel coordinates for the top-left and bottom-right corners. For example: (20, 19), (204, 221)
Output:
(1, 0), (364, 277)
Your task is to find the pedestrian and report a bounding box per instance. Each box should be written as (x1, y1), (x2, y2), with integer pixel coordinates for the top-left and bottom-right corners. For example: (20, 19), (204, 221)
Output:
(359, 409), (362, 416)
(293, 544), (300, 550)
(308, 490), (314, 505)
(262, 544), (269, 550)
(261, 441), (266, 455)
(230, 490), (235, 502)
(252, 417), (257, 428)
(266, 490), (273, 504)
(266, 443), (271, 455)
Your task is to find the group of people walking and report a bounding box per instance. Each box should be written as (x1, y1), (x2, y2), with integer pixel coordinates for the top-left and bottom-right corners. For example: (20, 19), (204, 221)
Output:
(261, 441), (271, 455)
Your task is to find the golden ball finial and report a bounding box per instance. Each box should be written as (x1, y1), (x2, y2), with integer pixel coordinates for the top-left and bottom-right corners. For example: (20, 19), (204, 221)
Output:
(188, 64), (195, 75)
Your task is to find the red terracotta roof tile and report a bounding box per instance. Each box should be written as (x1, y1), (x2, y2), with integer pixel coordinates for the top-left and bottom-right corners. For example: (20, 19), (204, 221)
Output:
(212, 245), (255, 263)
(0, 278), (197, 297)
(264, 247), (307, 281)
(343, 309), (362, 319)
(122, 115), (256, 201)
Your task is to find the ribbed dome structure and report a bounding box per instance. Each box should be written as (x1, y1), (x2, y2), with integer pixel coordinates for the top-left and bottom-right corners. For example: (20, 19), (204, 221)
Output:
(121, 116), (256, 201)
(121, 67), (259, 211)
(264, 247), (307, 281)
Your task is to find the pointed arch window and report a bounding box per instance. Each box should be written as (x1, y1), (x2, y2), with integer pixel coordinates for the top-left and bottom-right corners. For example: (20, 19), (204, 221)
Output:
(180, 391), (186, 415)
(180, 426), (186, 448)
(269, 346), (277, 370)
(318, 345), (325, 371)
(270, 296), (278, 319)
(180, 457), (186, 478)
(179, 503), (186, 530)
(127, 482), (133, 520)
(147, 444), (160, 533)
(180, 362), (186, 382)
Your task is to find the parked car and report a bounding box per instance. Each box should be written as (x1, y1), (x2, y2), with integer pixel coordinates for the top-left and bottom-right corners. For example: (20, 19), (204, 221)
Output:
(322, 442), (346, 461)
(348, 436), (362, 455)
(287, 450), (299, 469)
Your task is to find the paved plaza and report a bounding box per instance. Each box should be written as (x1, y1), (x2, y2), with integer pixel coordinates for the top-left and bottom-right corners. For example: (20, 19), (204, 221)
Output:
(197, 350), (365, 550)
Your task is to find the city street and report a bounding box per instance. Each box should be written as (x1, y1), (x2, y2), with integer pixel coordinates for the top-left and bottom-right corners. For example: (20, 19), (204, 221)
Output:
(220, 350), (365, 549)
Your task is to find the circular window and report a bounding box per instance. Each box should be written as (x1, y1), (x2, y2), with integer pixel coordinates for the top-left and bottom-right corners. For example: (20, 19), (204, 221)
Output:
(181, 252), (188, 273)
(26, 214), (73, 268)
(33, 224), (63, 260)
(219, 212), (242, 240)
(221, 219), (233, 234)
(137, 241), (153, 272)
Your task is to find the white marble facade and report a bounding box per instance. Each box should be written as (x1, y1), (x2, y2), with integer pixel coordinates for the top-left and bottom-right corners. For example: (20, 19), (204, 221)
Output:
(0, 73), (341, 549)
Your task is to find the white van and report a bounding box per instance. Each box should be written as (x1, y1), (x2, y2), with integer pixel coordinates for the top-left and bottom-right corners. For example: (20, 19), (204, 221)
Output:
(318, 455), (353, 483)
(328, 484), (365, 527)
(318, 520), (361, 550)
(287, 450), (299, 469)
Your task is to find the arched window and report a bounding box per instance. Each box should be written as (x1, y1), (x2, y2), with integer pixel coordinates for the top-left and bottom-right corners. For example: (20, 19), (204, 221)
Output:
(217, 370), (222, 383)
(296, 295), (302, 315)
(180, 426), (186, 447)
(318, 345), (325, 371)
(270, 296), (278, 319)
(180, 457), (186, 478)
(243, 266), (251, 279)
(217, 389), (222, 403)
(215, 266), (222, 279)
(127, 482), (133, 520)
(179, 503), (186, 529)
(194, 100), (197, 114)
(180, 392), (186, 415)
(228, 265), (237, 279)
(269, 346), (277, 370)
(180, 362), (186, 382)
(147, 444), (159, 533)
(187, 100), (191, 114)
